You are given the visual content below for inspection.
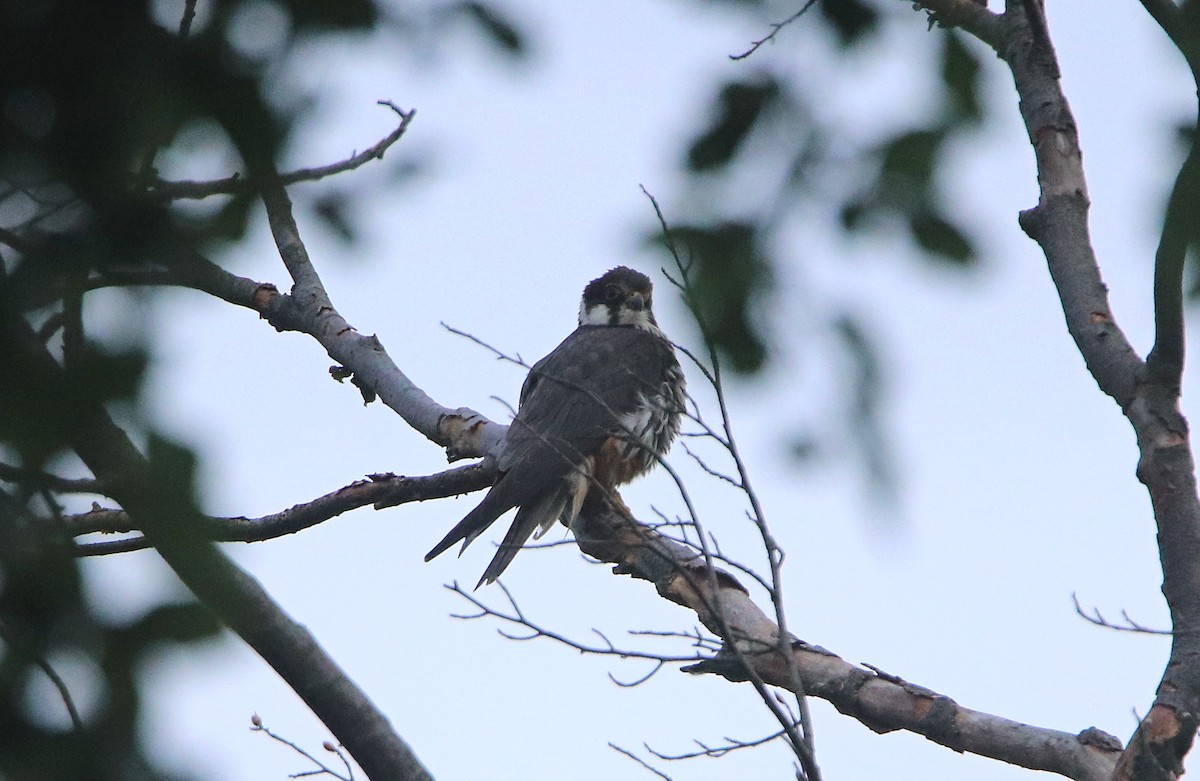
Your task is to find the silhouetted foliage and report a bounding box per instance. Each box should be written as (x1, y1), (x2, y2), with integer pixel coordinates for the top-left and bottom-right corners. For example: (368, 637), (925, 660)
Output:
(0, 0), (522, 777)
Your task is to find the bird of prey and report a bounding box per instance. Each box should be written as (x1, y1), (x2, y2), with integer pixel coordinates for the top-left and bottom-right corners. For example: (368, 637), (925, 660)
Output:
(426, 266), (686, 587)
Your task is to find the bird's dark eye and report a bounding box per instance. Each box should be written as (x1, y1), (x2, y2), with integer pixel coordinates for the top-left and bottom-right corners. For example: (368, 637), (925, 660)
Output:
(604, 285), (621, 301)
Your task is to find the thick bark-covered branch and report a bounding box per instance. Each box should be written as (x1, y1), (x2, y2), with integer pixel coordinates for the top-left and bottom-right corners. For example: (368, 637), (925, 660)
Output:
(91, 241), (506, 462)
(70, 464), (493, 555)
(95, 110), (507, 465)
(937, 1), (1200, 778)
(914, 0), (1004, 51)
(571, 497), (1121, 781)
(999, 12), (1143, 407)
(256, 175), (505, 460)
(2, 312), (433, 781)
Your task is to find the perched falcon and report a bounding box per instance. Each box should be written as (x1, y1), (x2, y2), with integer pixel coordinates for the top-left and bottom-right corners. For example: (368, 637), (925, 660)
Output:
(426, 266), (685, 587)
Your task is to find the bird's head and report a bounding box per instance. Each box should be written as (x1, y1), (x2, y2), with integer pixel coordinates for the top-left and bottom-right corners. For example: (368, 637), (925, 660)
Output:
(578, 266), (660, 331)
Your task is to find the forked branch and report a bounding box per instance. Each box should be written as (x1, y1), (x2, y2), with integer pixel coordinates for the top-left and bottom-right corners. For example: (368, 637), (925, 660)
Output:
(145, 102), (416, 201)
(914, 0), (1200, 778)
(69, 465), (493, 555)
(568, 494), (1121, 781)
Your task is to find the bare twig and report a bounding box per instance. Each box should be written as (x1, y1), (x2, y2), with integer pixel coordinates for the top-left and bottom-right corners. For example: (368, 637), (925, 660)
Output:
(642, 185), (821, 780)
(0, 462), (109, 496)
(145, 103), (417, 201)
(573, 497), (1122, 781)
(642, 506), (776, 593)
(730, 1), (819, 61)
(0, 619), (84, 731)
(609, 743), (675, 781)
(70, 465), (493, 555)
(447, 582), (711, 665)
(679, 441), (743, 489)
(135, 0), (200, 185)
(1072, 593), (1172, 636)
(5, 233), (434, 781)
(250, 715), (354, 781)
(441, 322), (532, 370)
(645, 725), (795, 760)
(610, 660), (667, 688)
(251, 172), (505, 458)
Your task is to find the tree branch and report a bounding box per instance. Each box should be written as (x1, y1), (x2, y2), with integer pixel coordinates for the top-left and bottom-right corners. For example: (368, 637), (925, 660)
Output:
(946, 1), (1200, 778)
(646, 187), (820, 778)
(88, 241), (505, 463)
(994, 4), (1144, 409)
(144, 102), (416, 201)
(0, 618), (84, 731)
(913, 0), (1004, 51)
(70, 465), (493, 555)
(0, 461), (110, 496)
(570, 495), (1121, 781)
(729, 0), (818, 62)
(254, 173), (505, 460)
(1072, 593), (1173, 636)
(2, 312), (434, 781)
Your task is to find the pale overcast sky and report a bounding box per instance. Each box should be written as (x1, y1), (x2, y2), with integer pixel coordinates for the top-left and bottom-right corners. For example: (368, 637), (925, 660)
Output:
(67, 2), (1197, 779)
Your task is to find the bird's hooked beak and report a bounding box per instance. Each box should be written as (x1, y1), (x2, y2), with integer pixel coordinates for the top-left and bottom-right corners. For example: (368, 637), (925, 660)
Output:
(627, 292), (646, 312)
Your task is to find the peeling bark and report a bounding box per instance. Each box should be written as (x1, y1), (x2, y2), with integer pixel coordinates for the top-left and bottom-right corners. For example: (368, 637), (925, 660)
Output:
(573, 496), (1121, 781)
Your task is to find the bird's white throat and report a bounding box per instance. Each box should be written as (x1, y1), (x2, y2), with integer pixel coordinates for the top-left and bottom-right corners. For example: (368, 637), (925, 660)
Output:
(578, 301), (660, 332)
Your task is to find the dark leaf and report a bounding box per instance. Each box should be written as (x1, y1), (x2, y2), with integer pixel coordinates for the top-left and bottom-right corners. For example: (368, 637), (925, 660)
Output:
(832, 314), (881, 405)
(687, 78), (780, 172)
(279, 0), (378, 31)
(909, 210), (975, 264)
(71, 345), (149, 403)
(880, 129), (942, 186)
(0, 539), (81, 634)
(143, 435), (205, 548)
(458, 1), (526, 57)
(788, 434), (821, 462)
(1176, 121), (1197, 150)
(653, 220), (772, 372)
(832, 313), (897, 501)
(1186, 244), (1200, 300)
(940, 31), (982, 122)
(819, 0), (879, 46)
(840, 197), (867, 230)
(128, 602), (221, 646)
(188, 192), (256, 244)
(1182, 0), (1200, 28)
(313, 194), (357, 243)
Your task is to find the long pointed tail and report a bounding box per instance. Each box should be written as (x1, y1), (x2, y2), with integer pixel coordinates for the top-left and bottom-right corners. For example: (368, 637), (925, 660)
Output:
(475, 488), (567, 588)
(425, 498), (506, 562)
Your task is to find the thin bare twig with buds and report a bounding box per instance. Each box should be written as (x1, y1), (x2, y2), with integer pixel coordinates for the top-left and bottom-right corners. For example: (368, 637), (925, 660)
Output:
(250, 714), (356, 781)
(1071, 593), (1172, 636)
(729, 0), (819, 61)
(642, 185), (821, 781)
(449, 581), (714, 667)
